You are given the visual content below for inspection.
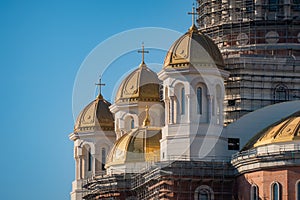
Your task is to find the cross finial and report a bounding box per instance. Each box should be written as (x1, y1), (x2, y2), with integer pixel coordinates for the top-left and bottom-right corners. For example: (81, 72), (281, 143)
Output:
(138, 43), (149, 64)
(188, 3), (197, 26)
(95, 77), (105, 99)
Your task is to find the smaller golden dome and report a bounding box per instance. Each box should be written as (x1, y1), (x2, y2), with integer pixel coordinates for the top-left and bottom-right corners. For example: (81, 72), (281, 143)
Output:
(243, 111), (300, 150)
(106, 127), (161, 167)
(74, 95), (114, 132)
(164, 25), (225, 69)
(115, 63), (161, 103)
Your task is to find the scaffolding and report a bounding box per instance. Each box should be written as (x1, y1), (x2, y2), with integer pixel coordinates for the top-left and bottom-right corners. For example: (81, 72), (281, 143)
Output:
(82, 160), (235, 200)
(197, 0), (300, 125)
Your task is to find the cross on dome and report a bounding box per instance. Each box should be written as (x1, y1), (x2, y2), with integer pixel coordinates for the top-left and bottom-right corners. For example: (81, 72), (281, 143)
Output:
(188, 3), (198, 28)
(138, 43), (149, 64)
(95, 77), (105, 99)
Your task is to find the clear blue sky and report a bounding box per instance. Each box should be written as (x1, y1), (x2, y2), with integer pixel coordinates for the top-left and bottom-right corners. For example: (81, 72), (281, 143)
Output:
(0, 0), (193, 199)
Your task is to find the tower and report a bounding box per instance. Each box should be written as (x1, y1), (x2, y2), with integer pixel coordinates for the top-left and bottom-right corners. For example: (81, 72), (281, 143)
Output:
(158, 20), (229, 161)
(109, 45), (164, 140)
(197, 0), (300, 125)
(105, 46), (164, 174)
(69, 88), (116, 200)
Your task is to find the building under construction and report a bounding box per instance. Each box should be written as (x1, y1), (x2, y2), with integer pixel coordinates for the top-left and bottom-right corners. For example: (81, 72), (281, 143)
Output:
(82, 160), (234, 200)
(70, 1), (300, 200)
(197, 0), (300, 124)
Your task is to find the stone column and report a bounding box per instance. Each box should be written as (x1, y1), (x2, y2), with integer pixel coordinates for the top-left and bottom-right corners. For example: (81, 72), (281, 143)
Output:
(207, 95), (213, 123)
(187, 94), (192, 123)
(78, 155), (83, 179)
(165, 99), (170, 124)
(170, 96), (175, 124)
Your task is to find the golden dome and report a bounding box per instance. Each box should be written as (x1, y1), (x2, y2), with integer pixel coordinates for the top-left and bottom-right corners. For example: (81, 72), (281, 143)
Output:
(115, 63), (161, 103)
(74, 95), (114, 132)
(243, 111), (300, 150)
(106, 127), (161, 167)
(164, 25), (225, 69)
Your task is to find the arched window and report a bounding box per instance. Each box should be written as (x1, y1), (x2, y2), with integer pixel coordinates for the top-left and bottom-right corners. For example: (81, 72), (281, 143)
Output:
(296, 180), (300, 200)
(274, 85), (288, 103)
(197, 87), (202, 114)
(101, 148), (106, 170)
(271, 182), (281, 200)
(199, 190), (209, 200)
(131, 118), (134, 129)
(88, 148), (92, 171)
(181, 87), (185, 114)
(194, 185), (214, 200)
(251, 185), (258, 200)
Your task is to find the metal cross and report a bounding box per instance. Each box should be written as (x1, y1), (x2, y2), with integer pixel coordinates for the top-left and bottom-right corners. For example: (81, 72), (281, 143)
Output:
(188, 4), (198, 26)
(95, 77), (105, 96)
(138, 43), (149, 64)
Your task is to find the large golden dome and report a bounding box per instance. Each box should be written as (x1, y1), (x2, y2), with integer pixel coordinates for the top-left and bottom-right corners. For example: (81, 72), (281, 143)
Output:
(74, 95), (114, 132)
(115, 63), (161, 103)
(164, 25), (224, 69)
(243, 111), (300, 150)
(106, 127), (161, 167)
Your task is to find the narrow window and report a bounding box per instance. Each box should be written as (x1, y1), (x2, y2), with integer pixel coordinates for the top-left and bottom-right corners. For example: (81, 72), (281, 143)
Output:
(181, 87), (185, 114)
(101, 148), (106, 170)
(271, 182), (280, 200)
(197, 87), (202, 114)
(88, 149), (92, 171)
(131, 118), (134, 129)
(251, 185), (258, 200)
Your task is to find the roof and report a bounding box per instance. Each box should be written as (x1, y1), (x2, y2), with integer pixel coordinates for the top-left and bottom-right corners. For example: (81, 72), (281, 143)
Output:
(163, 25), (225, 70)
(115, 63), (161, 103)
(242, 111), (300, 150)
(74, 95), (114, 132)
(106, 127), (161, 167)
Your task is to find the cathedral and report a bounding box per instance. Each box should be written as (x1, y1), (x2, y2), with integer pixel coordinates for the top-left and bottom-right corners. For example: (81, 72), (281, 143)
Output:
(69, 1), (300, 200)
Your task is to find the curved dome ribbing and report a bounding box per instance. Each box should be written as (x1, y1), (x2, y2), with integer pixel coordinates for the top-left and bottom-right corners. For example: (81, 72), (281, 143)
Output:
(164, 25), (225, 69)
(115, 63), (161, 103)
(74, 95), (114, 132)
(243, 111), (300, 150)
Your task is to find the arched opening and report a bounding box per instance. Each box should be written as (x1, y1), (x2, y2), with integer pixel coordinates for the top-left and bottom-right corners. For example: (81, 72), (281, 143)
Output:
(174, 83), (185, 123)
(197, 87), (203, 115)
(194, 185), (214, 200)
(82, 144), (92, 178)
(88, 148), (92, 171)
(124, 115), (135, 132)
(250, 184), (258, 200)
(131, 118), (135, 129)
(271, 182), (281, 200)
(101, 148), (106, 170)
(274, 84), (289, 103)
